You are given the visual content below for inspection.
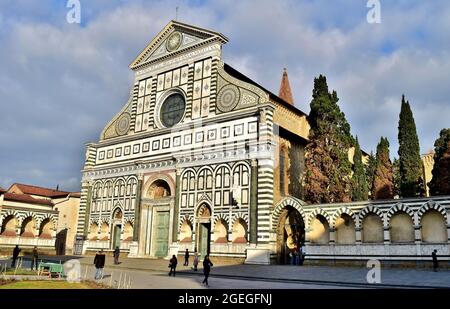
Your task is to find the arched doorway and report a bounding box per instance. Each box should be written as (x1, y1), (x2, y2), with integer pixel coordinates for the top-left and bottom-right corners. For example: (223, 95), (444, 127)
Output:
(111, 208), (123, 249)
(276, 206), (305, 264)
(196, 203), (212, 258)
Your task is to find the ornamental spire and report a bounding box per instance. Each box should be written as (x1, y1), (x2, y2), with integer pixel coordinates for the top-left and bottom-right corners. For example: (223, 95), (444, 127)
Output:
(278, 68), (294, 105)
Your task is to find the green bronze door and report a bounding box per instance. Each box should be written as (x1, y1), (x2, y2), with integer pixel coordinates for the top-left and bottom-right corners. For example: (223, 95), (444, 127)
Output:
(198, 223), (211, 258)
(154, 211), (170, 257)
(113, 225), (121, 249)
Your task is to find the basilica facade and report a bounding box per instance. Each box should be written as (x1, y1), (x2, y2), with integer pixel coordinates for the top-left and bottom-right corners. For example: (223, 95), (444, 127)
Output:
(76, 21), (450, 265)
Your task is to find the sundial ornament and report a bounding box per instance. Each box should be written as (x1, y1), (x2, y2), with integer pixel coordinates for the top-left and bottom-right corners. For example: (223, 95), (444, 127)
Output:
(166, 31), (183, 52)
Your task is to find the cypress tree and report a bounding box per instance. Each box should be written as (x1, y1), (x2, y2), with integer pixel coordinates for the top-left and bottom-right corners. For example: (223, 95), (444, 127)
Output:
(398, 95), (423, 197)
(429, 128), (450, 195)
(365, 151), (377, 198)
(392, 158), (401, 198)
(352, 136), (369, 201)
(372, 137), (394, 200)
(304, 75), (354, 203)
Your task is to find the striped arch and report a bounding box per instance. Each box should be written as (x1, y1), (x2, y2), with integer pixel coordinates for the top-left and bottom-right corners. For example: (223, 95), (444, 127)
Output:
(417, 201), (449, 225)
(213, 213), (230, 226)
(271, 196), (306, 231)
(358, 204), (386, 227)
(331, 208), (357, 228)
(100, 217), (111, 225)
(308, 208), (331, 227)
(88, 219), (100, 233)
(89, 217), (101, 226)
(124, 217), (135, 225)
(142, 173), (176, 198)
(196, 197), (213, 216)
(0, 210), (19, 227)
(39, 214), (58, 229)
(178, 214), (194, 230)
(20, 212), (39, 228)
(112, 203), (123, 215)
(1, 210), (19, 221)
(230, 213), (249, 229)
(386, 203), (415, 225)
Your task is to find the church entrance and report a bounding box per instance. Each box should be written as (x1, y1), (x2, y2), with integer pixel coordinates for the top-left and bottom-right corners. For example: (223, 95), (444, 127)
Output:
(113, 224), (122, 249)
(196, 203), (212, 258)
(198, 223), (211, 258)
(276, 206), (305, 264)
(154, 211), (170, 257)
(111, 208), (123, 250)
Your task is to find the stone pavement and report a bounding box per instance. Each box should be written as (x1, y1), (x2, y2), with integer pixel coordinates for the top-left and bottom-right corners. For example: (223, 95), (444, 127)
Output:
(12, 254), (449, 288)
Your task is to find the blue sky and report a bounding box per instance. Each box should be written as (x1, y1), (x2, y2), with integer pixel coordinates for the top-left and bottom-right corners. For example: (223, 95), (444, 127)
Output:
(0, 0), (449, 191)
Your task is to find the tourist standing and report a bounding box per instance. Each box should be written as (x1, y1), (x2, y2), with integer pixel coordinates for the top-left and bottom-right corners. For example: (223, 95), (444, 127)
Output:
(113, 246), (120, 265)
(202, 255), (213, 286)
(432, 249), (439, 272)
(168, 254), (178, 277)
(94, 250), (106, 280)
(184, 249), (190, 266)
(193, 252), (199, 271)
(31, 246), (39, 271)
(11, 245), (21, 268)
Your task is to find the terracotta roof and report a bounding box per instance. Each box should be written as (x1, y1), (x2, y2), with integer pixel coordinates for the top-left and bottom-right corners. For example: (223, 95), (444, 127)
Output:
(3, 192), (54, 206)
(278, 68), (294, 105)
(11, 183), (71, 198)
(0, 187), (6, 194)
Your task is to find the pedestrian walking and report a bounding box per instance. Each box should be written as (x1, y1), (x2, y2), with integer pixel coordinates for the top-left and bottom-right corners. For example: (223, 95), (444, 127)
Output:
(11, 245), (21, 268)
(301, 243), (306, 265)
(31, 246), (39, 271)
(202, 255), (213, 287)
(94, 250), (106, 280)
(184, 249), (190, 266)
(193, 252), (199, 271)
(168, 255), (178, 277)
(432, 249), (439, 272)
(113, 246), (120, 265)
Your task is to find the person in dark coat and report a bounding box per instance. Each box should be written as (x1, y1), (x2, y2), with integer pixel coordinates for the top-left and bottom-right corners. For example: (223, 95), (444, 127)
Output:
(93, 250), (106, 280)
(184, 249), (190, 266)
(11, 245), (21, 268)
(31, 246), (39, 271)
(202, 255), (213, 286)
(432, 249), (439, 272)
(113, 246), (120, 265)
(168, 255), (178, 277)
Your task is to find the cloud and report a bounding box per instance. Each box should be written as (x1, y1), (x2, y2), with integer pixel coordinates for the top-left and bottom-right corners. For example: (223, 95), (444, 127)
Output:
(0, 0), (449, 191)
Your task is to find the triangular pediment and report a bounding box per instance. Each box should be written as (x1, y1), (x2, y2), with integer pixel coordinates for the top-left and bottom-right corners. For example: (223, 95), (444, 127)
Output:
(129, 20), (228, 70)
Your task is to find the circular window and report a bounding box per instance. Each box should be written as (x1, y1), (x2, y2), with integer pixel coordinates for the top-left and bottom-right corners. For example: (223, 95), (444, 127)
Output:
(160, 93), (186, 127)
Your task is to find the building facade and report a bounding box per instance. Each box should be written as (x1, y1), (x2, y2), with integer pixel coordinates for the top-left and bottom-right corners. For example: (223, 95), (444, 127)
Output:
(76, 21), (450, 265)
(0, 184), (80, 253)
